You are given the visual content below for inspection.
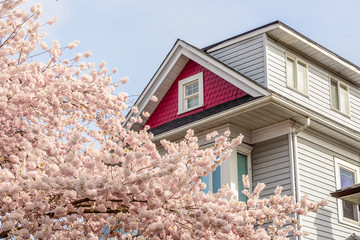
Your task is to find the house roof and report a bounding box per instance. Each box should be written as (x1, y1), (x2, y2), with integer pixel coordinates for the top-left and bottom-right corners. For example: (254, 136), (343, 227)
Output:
(125, 39), (270, 131)
(149, 95), (258, 136)
(346, 233), (360, 240)
(330, 183), (360, 205)
(204, 20), (360, 86)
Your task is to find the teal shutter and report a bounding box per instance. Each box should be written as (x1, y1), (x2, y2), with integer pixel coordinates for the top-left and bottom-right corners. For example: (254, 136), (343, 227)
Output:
(212, 165), (221, 193)
(237, 153), (248, 202)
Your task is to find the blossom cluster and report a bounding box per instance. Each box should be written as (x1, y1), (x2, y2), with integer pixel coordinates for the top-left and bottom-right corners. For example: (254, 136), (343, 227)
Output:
(0, 1), (327, 239)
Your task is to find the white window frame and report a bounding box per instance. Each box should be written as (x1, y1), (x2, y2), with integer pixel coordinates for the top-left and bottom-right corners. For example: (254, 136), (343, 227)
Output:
(201, 146), (252, 200)
(334, 157), (360, 226)
(178, 72), (204, 115)
(330, 77), (350, 116)
(285, 54), (308, 95)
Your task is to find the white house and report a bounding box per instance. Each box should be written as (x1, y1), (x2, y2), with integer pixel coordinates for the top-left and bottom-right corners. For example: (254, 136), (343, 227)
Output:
(127, 21), (360, 239)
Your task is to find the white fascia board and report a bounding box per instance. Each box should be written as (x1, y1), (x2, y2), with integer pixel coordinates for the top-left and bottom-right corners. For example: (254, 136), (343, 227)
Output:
(206, 23), (279, 53)
(179, 42), (270, 97)
(250, 120), (291, 144)
(278, 25), (360, 77)
(125, 42), (184, 124)
(151, 95), (272, 142)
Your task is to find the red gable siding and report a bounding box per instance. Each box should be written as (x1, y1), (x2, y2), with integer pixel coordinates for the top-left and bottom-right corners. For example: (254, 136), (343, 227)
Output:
(145, 60), (248, 129)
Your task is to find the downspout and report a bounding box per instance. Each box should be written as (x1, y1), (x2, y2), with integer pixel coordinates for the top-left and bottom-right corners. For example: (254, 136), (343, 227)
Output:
(291, 117), (310, 240)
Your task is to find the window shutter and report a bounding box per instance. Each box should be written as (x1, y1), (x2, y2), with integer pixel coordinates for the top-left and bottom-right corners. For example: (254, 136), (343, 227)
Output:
(212, 165), (221, 193)
(237, 153), (248, 202)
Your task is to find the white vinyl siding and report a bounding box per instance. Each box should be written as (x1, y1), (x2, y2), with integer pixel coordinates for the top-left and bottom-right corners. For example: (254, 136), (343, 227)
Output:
(266, 37), (360, 133)
(297, 136), (360, 239)
(252, 135), (292, 198)
(208, 35), (266, 86)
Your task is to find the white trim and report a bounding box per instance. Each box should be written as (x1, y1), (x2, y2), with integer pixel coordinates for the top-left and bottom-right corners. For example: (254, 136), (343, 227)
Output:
(250, 120), (291, 144)
(179, 45), (269, 97)
(206, 23), (279, 53)
(334, 157), (360, 227)
(151, 96), (272, 142)
(124, 44), (184, 125)
(151, 94), (360, 147)
(278, 25), (360, 80)
(262, 33), (269, 88)
(178, 72), (204, 114)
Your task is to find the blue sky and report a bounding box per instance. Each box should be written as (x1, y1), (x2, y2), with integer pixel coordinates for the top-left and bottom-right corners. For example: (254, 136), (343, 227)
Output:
(25, 0), (360, 102)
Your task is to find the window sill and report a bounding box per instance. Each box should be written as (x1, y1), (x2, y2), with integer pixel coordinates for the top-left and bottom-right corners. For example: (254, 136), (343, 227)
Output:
(339, 217), (360, 228)
(330, 106), (351, 119)
(286, 85), (309, 98)
(177, 104), (203, 115)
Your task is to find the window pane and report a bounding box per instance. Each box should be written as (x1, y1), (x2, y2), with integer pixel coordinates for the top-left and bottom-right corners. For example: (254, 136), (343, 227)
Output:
(286, 58), (295, 88)
(339, 84), (349, 114)
(343, 200), (358, 221)
(237, 153), (248, 202)
(187, 95), (199, 109)
(331, 81), (339, 110)
(340, 168), (355, 188)
(185, 81), (198, 96)
(201, 175), (210, 194)
(212, 165), (221, 193)
(297, 61), (307, 93)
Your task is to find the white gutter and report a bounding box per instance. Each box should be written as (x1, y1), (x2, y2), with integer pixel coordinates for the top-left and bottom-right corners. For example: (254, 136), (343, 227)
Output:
(151, 95), (272, 142)
(271, 95), (360, 143)
(152, 94), (360, 145)
(290, 117), (310, 240)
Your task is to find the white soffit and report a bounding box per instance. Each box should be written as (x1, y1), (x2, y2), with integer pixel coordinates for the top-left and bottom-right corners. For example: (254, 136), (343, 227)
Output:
(206, 21), (360, 86)
(269, 25), (360, 85)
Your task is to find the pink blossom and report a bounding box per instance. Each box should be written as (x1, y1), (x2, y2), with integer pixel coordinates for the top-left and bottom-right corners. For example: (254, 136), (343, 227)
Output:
(0, 2), (327, 239)
(47, 17), (57, 25)
(142, 111), (150, 118)
(68, 40), (80, 49)
(121, 76), (129, 84)
(151, 95), (158, 102)
(131, 106), (139, 114)
(83, 50), (92, 58)
(40, 42), (48, 50)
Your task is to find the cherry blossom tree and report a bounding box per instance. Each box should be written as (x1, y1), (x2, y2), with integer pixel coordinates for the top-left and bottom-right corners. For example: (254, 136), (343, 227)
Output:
(0, 1), (327, 239)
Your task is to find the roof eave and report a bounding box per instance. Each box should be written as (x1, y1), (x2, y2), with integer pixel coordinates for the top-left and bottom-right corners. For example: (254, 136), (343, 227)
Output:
(205, 21), (360, 86)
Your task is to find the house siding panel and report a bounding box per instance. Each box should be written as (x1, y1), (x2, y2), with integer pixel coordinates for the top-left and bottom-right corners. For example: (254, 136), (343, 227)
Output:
(145, 60), (248, 129)
(209, 35), (266, 86)
(266, 38), (360, 133)
(252, 135), (292, 198)
(297, 136), (360, 240)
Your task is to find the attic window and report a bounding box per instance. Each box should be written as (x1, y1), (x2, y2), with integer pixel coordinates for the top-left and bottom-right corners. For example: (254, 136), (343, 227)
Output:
(286, 56), (308, 94)
(178, 72), (204, 114)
